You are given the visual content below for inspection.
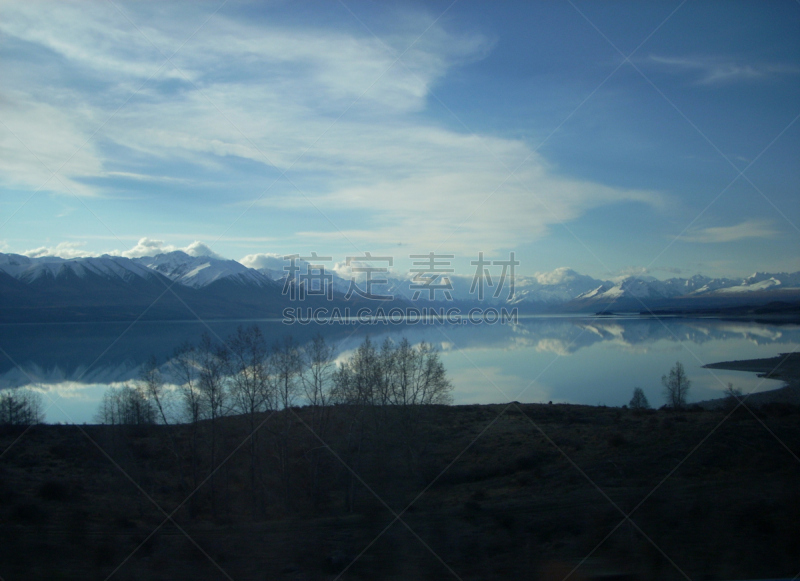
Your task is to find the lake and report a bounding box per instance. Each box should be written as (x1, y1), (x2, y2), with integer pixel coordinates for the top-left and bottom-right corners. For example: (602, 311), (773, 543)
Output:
(1, 315), (797, 424)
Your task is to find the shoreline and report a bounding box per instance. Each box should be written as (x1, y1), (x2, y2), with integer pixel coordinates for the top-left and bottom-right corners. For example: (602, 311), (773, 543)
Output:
(702, 352), (800, 407)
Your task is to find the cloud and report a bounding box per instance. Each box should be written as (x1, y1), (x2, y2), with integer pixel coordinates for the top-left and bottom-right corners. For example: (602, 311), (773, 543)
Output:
(680, 220), (779, 243)
(239, 252), (292, 271)
(21, 237), (224, 259)
(609, 266), (650, 280)
(120, 237), (170, 258)
(184, 241), (223, 259)
(1, 2), (662, 254)
(22, 241), (93, 259)
(534, 338), (577, 357)
(0, 92), (102, 197)
(121, 237), (223, 258)
(292, 164), (662, 253)
(331, 257), (401, 281)
(648, 55), (799, 85)
(534, 267), (580, 285)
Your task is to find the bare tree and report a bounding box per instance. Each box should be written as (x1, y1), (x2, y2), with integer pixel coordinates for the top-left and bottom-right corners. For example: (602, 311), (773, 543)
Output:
(629, 387), (651, 410)
(383, 338), (451, 470)
(662, 361), (691, 409)
(332, 336), (454, 505)
(139, 355), (185, 494)
(0, 389), (44, 426)
(172, 342), (202, 425)
(301, 333), (335, 508)
(332, 336), (380, 407)
(227, 325), (272, 513)
(302, 333), (335, 409)
(331, 336), (380, 511)
(94, 384), (155, 425)
(272, 334), (303, 410)
(171, 342), (204, 513)
(380, 338), (452, 406)
(197, 333), (230, 518)
(229, 325), (272, 415)
(270, 335), (303, 504)
(141, 355), (171, 426)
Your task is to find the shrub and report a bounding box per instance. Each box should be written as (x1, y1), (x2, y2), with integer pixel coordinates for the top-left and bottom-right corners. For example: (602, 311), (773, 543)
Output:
(629, 387), (651, 411)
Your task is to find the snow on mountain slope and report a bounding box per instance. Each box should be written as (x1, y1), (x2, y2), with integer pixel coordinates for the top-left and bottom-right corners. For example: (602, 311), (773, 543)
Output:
(575, 285), (609, 301)
(0, 253), (162, 284)
(3, 251), (800, 309)
(716, 278), (782, 293)
(135, 251), (273, 288)
(575, 276), (703, 304)
(0, 253), (63, 277)
(509, 268), (603, 304)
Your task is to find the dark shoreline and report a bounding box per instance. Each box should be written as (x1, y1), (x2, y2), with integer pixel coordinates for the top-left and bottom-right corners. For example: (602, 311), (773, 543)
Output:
(702, 352), (800, 407)
(704, 352), (800, 380)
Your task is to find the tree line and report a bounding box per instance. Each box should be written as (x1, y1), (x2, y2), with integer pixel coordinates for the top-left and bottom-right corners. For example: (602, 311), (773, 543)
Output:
(93, 328), (452, 517)
(95, 328), (452, 426)
(0, 389), (44, 426)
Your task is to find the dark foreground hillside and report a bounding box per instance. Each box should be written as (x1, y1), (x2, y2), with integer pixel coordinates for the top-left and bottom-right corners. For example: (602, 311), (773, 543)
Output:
(1, 403), (799, 580)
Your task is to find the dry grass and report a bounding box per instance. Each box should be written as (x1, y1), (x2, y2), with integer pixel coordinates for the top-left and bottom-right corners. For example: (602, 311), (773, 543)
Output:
(1, 402), (799, 580)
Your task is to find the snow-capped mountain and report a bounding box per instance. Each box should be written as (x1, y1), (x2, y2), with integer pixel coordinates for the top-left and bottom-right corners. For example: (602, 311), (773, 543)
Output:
(2, 250), (800, 322)
(255, 256), (410, 299)
(715, 272), (800, 293)
(0, 253), (162, 284)
(134, 251), (275, 289)
(510, 268), (604, 305)
(0, 251), (287, 323)
(564, 270), (800, 311)
(575, 276), (683, 302)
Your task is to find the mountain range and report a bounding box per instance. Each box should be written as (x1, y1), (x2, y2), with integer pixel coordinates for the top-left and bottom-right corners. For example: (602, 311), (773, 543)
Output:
(1, 251), (799, 322)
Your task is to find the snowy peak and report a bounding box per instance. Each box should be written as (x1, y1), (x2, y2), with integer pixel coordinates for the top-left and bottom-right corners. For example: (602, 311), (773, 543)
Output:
(0, 253), (160, 284)
(572, 277), (680, 303)
(135, 251), (274, 289)
(2, 250), (800, 310)
(0, 253), (40, 277)
(716, 277), (782, 293)
(576, 284), (613, 301)
(509, 269), (604, 304)
(565, 269), (800, 309)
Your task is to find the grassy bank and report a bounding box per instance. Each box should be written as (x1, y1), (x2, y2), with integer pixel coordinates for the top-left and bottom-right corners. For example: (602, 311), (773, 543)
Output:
(1, 401), (799, 580)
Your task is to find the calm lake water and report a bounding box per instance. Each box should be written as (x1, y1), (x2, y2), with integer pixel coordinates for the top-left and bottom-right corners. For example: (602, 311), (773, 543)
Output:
(1, 316), (797, 424)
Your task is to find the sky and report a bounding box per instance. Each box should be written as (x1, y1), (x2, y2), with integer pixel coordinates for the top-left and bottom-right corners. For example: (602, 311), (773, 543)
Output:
(1, 0), (798, 280)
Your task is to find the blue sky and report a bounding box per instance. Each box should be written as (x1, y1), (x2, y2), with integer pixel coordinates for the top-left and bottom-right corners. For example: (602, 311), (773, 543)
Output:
(1, 0), (798, 279)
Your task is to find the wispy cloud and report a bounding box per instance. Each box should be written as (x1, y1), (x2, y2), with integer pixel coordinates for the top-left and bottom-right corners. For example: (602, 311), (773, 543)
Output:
(0, 1), (663, 255)
(611, 266), (650, 279)
(680, 220), (780, 243)
(291, 166), (662, 252)
(647, 54), (799, 85)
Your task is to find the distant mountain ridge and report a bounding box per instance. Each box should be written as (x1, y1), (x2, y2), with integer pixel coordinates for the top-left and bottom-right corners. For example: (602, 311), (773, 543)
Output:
(1, 251), (799, 321)
(134, 251), (275, 289)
